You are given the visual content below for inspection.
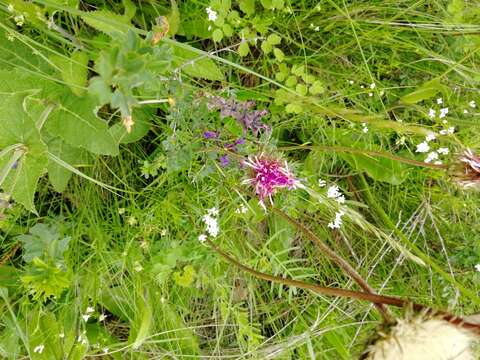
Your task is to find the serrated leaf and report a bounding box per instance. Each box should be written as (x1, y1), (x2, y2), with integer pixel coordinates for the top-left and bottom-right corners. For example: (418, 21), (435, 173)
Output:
(81, 10), (132, 35)
(400, 78), (444, 105)
(341, 152), (408, 185)
(45, 94), (119, 155)
(173, 45), (224, 81)
(51, 51), (89, 97)
(0, 92), (48, 213)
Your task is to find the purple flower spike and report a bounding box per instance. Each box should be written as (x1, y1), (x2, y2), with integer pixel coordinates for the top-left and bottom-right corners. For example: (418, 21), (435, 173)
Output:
(242, 155), (303, 209)
(204, 131), (219, 139)
(219, 154), (230, 167)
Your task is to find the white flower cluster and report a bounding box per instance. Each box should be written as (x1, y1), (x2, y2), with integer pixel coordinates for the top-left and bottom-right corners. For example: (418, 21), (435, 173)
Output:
(415, 129), (451, 165)
(33, 344), (45, 354)
(235, 203), (248, 214)
(361, 122), (369, 133)
(199, 207), (219, 243)
(326, 185), (347, 229)
(206, 7), (217, 22)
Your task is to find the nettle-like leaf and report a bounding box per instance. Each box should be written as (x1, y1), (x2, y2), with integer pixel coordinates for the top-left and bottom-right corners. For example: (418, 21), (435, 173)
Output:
(0, 92), (48, 213)
(50, 51), (89, 97)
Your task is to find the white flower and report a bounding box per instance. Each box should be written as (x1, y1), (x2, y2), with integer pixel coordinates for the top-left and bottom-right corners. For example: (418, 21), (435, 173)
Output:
(475, 264), (480, 272)
(327, 185), (341, 199)
(314, 26), (319, 31)
(133, 261), (143, 272)
(447, 126), (455, 134)
(368, 92), (373, 97)
(469, 100), (476, 108)
(463, 109), (469, 114)
(428, 108), (436, 118)
(202, 211), (219, 238)
(198, 234), (207, 243)
(99, 313), (107, 322)
(235, 204), (248, 214)
(318, 179), (326, 187)
(348, 80), (354, 85)
(439, 129), (447, 135)
(14, 14), (24, 27)
(370, 83), (376, 89)
(33, 345), (45, 353)
(416, 141), (430, 153)
(328, 210), (345, 229)
(82, 314), (90, 322)
(59, 333), (65, 338)
(424, 151), (438, 163)
(7, 4), (14, 12)
(208, 25), (212, 31)
(361, 123), (369, 133)
(103, 348), (109, 354)
(160, 229), (167, 236)
(206, 7), (218, 22)
(439, 107), (449, 119)
(437, 147), (449, 155)
(85, 306), (95, 314)
(434, 160), (443, 165)
(436, 97), (443, 104)
(425, 133), (436, 142)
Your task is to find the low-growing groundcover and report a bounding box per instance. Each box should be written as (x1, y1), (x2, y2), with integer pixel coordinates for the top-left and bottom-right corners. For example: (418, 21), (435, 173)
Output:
(1, 0), (480, 358)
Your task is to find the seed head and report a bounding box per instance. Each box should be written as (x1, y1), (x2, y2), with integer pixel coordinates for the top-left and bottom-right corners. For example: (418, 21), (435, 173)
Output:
(452, 149), (480, 189)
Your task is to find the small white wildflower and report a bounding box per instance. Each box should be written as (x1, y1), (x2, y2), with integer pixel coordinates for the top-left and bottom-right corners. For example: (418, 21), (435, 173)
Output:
(81, 338), (87, 345)
(348, 80), (354, 85)
(368, 92), (373, 97)
(447, 126), (455, 134)
(127, 216), (137, 226)
(379, 90), (385, 96)
(327, 185), (341, 199)
(33, 344), (44, 354)
(434, 160), (443, 165)
(475, 264), (480, 272)
(436, 97), (443, 104)
(118, 207), (125, 214)
(370, 83), (376, 89)
(202, 211), (219, 238)
(469, 100), (476, 108)
(160, 229), (167, 236)
(314, 26), (319, 31)
(133, 261), (143, 272)
(59, 333), (65, 339)
(85, 306), (95, 314)
(208, 207), (219, 216)
(99, 313), (107, 322)
(7, 4), (14, 12)
(439, 107), (449, 119)
(442, 119), (448, 124)
(439, 129), (448, 135)
(198, 234), (207, 243)
(6, 33), (14, 42)
(428, 108), (436, 118)
(235, 203), (248, 214)
(424, 151), (439, 164)
(360, 85), (365, 89)
(437, 147), (449, 155)
(318, 179), (326, 187)
(425, 133), (436, 142)
(310, 23), (314, 28)
(361, 123), (369, 133)
(103, 348), (109, 354)
(82, 314), (90, 322)
(416, 141), (430, 153)
(206, 7), (218, 22)
(463, 109), (469, 114)
(14, 14), (24, 27)
(328, 210), (345, 229)
(208, 25), (212, 31)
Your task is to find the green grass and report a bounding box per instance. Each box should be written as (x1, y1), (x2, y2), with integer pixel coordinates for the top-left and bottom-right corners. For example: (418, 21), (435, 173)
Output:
(0, 0), (480, 358)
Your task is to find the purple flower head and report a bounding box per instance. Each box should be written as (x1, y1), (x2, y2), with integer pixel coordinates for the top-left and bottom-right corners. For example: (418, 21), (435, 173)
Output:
(219, 154), (230, 167)
(203, 131), (219, 139)
(242, 155), (303, 209)
(207, 96), (270, 136)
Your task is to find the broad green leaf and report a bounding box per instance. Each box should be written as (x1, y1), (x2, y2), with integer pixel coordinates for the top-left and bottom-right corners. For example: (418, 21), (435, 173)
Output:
(261, 40), (273, 54)
(266, 33), (281, 45)
(173, 46), (224, 81)
(212, 28), (224, 42)
(45, 94), (119, 156)
(51, 51), (89, 97)
(167, 0), (180, 36)
(131, 290), (153, 349)
(341, 152), (408, 185)
(27, 310), (63, 360)
(123, 0), (136, 20)
(173, 265), (195, 287)
(81, 10), (132, 35)
(0, 92), (48, 213)
(400, 78), (444, 104)
(109, 108), (153, 144)
(309, 80), (324, 95)
(273, 47), (285, 62)
(239, 0), (255, 15)
(238, 41), (250, 57)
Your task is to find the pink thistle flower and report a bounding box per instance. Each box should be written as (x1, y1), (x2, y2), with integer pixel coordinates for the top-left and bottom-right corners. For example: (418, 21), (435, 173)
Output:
(242, 155), (303, 209)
